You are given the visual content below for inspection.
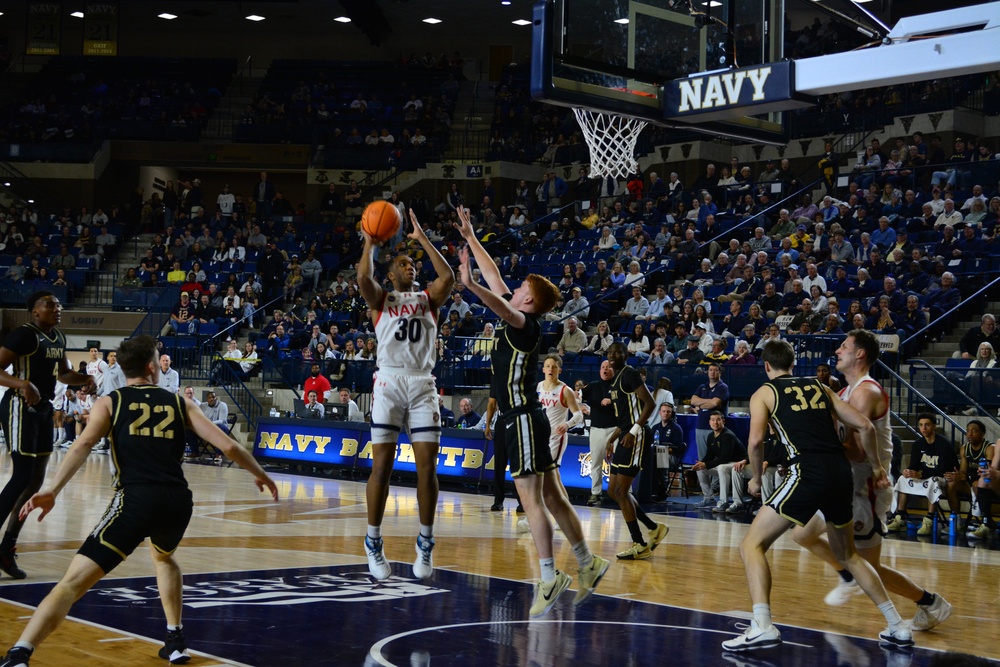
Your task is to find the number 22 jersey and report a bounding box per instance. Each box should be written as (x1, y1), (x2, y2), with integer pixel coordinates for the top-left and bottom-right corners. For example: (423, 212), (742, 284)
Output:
(374, 290), (438, 374)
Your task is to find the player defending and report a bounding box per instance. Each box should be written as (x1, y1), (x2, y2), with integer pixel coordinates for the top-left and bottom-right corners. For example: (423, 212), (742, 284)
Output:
(358, 208), (454, 581)
(0, 335), (278, 667)
(454, 206), (608, 617)
(605, 342), (668, 560)
(723, 339), (912, 652)
(0, 291), (95, 579)
(789, 329), (952, 630)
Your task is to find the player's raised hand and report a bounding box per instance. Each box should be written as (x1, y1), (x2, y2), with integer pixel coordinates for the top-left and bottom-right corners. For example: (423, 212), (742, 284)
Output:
(361, 229), (380, 248)
(407, 209), (427, 242)
(453, 206), (475, 239)
(457, 246), (474, 286)
(20, 491), (56, 522)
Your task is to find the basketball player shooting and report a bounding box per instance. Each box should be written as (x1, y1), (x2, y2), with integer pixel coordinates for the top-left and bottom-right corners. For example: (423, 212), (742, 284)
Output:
(357, 209), (454, 581)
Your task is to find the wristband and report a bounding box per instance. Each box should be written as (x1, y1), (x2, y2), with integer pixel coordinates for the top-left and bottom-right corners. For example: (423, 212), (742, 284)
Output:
(566, 412), (583, 428)
(629, 423), (642, 438)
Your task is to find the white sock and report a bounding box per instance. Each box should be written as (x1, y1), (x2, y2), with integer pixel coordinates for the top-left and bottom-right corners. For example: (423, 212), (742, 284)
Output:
(878, 600), (904, 629)
(571, 540), (593, 569)
(367, 525), (381, 540)
(419, 524), (433, 539)
(752, 603), (772, 629)
(539, 557), (556, 583)
(167, 624), (182, 632)
(13, 641), (34, 653)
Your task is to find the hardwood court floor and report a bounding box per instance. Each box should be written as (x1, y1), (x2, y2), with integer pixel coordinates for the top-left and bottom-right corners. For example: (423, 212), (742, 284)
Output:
(0, 452), (997, 665)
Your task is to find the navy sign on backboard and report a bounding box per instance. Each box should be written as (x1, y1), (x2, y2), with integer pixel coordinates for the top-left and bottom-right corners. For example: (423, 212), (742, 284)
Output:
(664, 61), (812, 123)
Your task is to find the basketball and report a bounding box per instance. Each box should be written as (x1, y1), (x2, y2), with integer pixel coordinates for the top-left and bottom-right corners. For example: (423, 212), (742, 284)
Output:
(361, 200), (401, 243)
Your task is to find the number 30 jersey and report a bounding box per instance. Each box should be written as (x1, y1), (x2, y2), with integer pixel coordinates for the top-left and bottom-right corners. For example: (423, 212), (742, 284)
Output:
(108, 385), (190, 489)
(374, 290), (438, 374)
(763, 375), (843, 461)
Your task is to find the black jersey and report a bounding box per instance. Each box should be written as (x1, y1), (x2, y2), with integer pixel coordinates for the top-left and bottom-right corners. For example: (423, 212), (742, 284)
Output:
(764, 375), (842, 460)
(1, 323), (66, 402)
(962, 440), (991, 485)
(108, 385), (189, 489)
(490, 303), (542, 414)
(609, 365), (644, 430)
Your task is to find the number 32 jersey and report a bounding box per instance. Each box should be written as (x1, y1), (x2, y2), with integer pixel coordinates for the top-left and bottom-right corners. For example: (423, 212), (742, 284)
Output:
(374, 290), (438, 374)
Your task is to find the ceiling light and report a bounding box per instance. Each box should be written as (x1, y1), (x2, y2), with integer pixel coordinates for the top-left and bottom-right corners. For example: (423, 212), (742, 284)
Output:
(512, 19), (531, 25)
(614, 17), (629, 24)
(70, 11), (84, 18)
(501, 0), (512, 5)
(158, 13), (177, 20)
(245, 14), (265, 22)
(701, 1), (722, 6)
(852, 0), (874, 3)
(2, 182), (10, 187)
(334, 16), (351, 23)
(423, 18), (442, 24)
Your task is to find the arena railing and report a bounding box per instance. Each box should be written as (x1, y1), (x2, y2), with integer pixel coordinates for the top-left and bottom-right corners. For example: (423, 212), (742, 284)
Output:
(875, 359), (969, 451)
(907, 361), (1000, 425)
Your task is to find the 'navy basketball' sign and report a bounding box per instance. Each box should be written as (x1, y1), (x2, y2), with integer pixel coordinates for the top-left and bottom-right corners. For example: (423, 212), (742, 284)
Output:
(663, 60), (812, 123)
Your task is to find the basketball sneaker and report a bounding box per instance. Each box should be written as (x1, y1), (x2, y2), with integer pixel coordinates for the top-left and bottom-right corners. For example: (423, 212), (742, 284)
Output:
(916, 517), (934, 536)
(413, 535), (434, 580)
(911, 594), (952, 631)
(587, 494), (601, 507)
(712, 500), (729, 513)
(721, 620), (782, 651)
(878, 626), (914, 648)
(529, 570), (571, 618)
(885, 514), (906, 532)
(647, 523), (669, 551)
(573, 555), (610, 606)
(726, 502), (745, 514)
(615, 542), (651, 560)
(0, 647), (32, 667)
(824, 579), (863, 606)
(697, 496), (716, 509)
(516, 517), (531, 533)
(969, 523), (990, 539)
(365, 536), (391, 580)
(157, 629), (191, 665)
(0, 547), (26, 580)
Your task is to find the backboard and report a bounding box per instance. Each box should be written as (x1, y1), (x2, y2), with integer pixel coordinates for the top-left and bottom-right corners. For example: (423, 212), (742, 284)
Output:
(531, 0), (794, 144)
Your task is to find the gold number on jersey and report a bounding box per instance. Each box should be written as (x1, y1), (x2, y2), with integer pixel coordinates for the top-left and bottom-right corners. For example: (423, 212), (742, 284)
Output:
(783, 385), (826, 412)
(128, 402), (176, 438)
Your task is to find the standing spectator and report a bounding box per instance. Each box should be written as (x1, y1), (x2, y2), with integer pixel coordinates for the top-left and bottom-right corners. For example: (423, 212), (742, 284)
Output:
(580, 361), (617, 506)
(85, 347), (108, 396)
(253, 171), (275, 224)
(217, 184), (235, 221)
(157, 355), (179, 394)
(689, 363), (730, 460)
(303, 363), (331, 403)
(99, 350), (126, 397)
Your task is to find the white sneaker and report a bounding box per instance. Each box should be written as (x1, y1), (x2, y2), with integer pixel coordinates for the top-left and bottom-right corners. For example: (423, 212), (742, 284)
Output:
(516, 517), (530, 534)
(712, 501), (729, 513)
(824, 579), (864, 606)
(878, 625), (914, 648)
(725, 502), (745, 514)
(911, 594), (952, 631)
(365, 536), (391, 580)
(413, 535), (434, 580)
(721, 620), (782, 651)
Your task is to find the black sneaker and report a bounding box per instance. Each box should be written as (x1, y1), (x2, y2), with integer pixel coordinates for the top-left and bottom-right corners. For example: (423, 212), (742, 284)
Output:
(0, 646), (32, 667)
(515, 505), (525, 514)
(158, 630), (191, 664)
(0, 547), (26, 580)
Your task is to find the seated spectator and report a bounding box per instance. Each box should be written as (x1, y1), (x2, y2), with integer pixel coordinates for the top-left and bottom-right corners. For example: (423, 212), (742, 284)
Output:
(702, 338), (731, 365)
(338, 387), (365, 421)
(456, 398), (481, 428)
(692, 411), (747, 511)
(886, 414), (959, 535)
(626, 322), (651, 361)
(201, 391), (230, 432)
(555, 316), (587, 357)
(302, 390), (325, 419)
(726, 340), (756, 365)
(922, 272), (960, 322)
(160, 291), (197, 335)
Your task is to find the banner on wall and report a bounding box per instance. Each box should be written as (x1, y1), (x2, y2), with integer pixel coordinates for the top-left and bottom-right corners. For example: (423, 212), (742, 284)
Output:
(26, 3), (61, 55)
(83, 2), (119, 56)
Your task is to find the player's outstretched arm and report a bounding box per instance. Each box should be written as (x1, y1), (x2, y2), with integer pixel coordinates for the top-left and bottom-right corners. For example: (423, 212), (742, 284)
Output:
(186, 399), (279, 499)
(458, 247), (525, 329)
(746, 388), (772, 492)
(356, 231), (385, 309)
(453, 206), (508, 296)
(409, 209), (455, 310)
(21, 396), (113, 521)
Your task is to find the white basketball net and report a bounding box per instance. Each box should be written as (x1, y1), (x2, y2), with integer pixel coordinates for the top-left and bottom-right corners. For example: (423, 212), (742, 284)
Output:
(572, 107), (648, 179)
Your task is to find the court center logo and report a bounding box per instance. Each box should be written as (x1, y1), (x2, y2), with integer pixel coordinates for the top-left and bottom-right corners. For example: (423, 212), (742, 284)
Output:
(97, 572), (447, 609)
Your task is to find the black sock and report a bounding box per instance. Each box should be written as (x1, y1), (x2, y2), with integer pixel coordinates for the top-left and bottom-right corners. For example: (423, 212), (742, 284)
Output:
(976, 488), (996, 527)
(633, 498), (657, 530)
(916, 591), (935, 606)
(0, 531), (17, 551)
(626, 520), (646, 545)
(838, 569), (855, 583)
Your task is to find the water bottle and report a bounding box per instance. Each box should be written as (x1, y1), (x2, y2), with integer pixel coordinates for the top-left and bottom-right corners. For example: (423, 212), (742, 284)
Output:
(653, 429), (660, 447)
(981, 459), (991, 481)
(948, 512), (957, 537)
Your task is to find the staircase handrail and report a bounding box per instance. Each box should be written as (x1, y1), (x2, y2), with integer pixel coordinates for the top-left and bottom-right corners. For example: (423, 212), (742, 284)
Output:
(907, 359), (1000, 430)
(874, 359), (969, 449)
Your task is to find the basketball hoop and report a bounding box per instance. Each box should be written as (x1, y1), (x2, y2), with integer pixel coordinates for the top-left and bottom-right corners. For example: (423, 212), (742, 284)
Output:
(572, 108), (648, 180)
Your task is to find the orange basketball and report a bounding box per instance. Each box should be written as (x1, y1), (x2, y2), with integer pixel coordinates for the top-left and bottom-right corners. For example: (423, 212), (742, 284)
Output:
(361, 200), (401, 243)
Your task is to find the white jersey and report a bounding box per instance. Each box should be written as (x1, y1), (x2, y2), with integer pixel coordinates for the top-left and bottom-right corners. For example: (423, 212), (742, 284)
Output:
(374, 290), (437, 374)
(839, 373), (893, 472)
(538, 380), (571, 463)
(87, 359), (108, 392)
